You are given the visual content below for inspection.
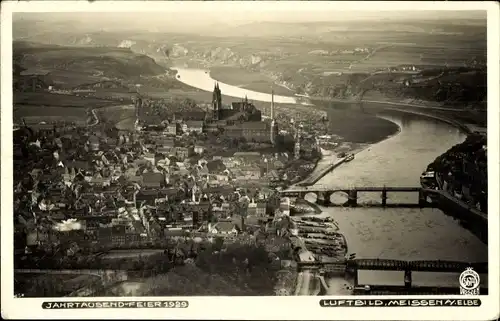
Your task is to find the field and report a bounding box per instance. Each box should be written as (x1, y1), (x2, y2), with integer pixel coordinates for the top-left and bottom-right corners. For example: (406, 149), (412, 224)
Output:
(13, 92), (121, 125)
(210, 66), (294, 96)
(14, 105), (88, 125)
(14, 41), (165, 80)
(96, 104), (135, 123)
(14, 92), (118, 108)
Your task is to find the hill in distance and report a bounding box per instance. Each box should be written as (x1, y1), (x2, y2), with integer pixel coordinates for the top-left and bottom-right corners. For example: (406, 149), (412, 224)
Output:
(14, 41), (166, 89)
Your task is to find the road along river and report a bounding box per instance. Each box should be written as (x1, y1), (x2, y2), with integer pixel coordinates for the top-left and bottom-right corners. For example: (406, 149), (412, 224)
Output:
(174, 68), (488, 293)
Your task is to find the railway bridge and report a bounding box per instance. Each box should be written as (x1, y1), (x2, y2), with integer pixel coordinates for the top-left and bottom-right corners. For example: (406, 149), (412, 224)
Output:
(280, 185), (432, 208)
(297, 259), (488, 294)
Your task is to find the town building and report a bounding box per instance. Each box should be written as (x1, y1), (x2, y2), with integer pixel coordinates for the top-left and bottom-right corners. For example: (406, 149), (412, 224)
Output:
(15, 69), (53, 92)
(174, 146), (194, 161)
(166, 123), (177, 136)
(142, 172), (164, 189)
(26, 122), (56, 137)
(209, 221), (239, 236)
(88, 135), (100, 151)
(224, 122), (275, 143)
(246, 201), (267, 217)
(194, 145), (205, 155)
(185, 121), (204, 134)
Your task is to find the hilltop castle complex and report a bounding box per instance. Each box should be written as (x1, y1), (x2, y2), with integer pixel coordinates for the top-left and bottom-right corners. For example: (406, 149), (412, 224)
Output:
(133, 82), (279, 145)
(207, 83), (278, 144)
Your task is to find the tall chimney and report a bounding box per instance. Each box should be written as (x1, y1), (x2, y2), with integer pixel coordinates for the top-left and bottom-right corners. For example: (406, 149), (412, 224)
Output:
(271, 89), (274, 119)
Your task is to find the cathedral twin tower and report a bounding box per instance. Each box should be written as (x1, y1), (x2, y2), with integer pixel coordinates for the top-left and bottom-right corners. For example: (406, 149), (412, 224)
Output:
(212, 82), (222, 121)
(212, 82), (278, 145)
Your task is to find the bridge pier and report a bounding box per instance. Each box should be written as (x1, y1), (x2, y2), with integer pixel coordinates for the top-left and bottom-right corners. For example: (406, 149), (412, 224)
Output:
(353, 266), (359, 287)
(347, 190), (358, 207)
(316, 192), (332, 206)
(404, 270), (412, 288)
(324, 192), (332, 206)
(418, 189), (427, 208)
(381, 189), (388, 207)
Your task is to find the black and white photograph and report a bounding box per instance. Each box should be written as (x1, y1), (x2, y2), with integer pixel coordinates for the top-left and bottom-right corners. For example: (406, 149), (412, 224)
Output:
(1, 1), (499, 320)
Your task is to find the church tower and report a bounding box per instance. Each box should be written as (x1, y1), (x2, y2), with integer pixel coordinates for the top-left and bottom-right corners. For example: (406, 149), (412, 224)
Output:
(134, 94), (142, 131)
(212, 82), (222, 120)
(270, 90), (278, 145)
(294, 122), (302, 160)
(134, 95), (142, 118)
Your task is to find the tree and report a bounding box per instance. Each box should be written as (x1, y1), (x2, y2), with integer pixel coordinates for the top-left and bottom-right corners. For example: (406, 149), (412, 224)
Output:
(236, 197), (250, 232)
(266, 191), (281, 215)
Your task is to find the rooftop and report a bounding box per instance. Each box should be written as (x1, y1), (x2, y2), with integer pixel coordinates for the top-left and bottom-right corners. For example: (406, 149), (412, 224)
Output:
(226, 121), (269, 130)
(142, 172), (164, 184)
(20, 69), (51, 76)
(185, 120), (204, 127)
(212, 221), (238, 232)
(234, 152), (261, 157)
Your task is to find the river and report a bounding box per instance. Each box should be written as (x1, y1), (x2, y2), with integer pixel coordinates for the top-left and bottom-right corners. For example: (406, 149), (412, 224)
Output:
(171, 67), (300, 104)
(174, 67), (488, 291)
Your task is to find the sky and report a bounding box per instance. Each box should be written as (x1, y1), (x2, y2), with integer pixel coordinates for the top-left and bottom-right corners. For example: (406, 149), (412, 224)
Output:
(13, 3), (487, 35)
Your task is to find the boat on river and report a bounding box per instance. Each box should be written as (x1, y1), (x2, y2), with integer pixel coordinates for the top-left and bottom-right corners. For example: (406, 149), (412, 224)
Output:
(345, 154), (355, 162)
(420, 170), (437, 189)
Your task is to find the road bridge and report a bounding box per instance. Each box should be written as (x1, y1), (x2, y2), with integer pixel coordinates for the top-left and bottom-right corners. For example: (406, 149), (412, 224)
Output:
(280, 186), (430, 208)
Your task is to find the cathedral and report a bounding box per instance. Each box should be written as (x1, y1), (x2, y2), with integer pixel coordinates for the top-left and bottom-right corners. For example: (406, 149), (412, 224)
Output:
(212, 83), (222, 120)
(209, 82), (278, 144)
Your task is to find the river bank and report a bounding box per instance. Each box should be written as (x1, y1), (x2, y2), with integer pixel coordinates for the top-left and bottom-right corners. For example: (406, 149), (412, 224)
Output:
(304, 101), (482, 189)
(296, 122), (402, 187)
(380, 107), (473, 135)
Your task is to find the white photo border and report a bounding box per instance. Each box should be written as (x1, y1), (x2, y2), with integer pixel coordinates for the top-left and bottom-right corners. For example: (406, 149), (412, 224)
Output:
(1, 1), (499, 320)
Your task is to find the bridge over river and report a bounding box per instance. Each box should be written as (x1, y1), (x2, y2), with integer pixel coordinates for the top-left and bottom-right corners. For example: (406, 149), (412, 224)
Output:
(281, 185), (427, 207)
(280, 185), (487, 242)
(297, 259), (488, 295)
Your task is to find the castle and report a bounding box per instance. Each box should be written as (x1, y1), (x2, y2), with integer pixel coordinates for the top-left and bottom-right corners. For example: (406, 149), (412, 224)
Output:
(132, 82), (279, 145)
(209, 82), (278, 145)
